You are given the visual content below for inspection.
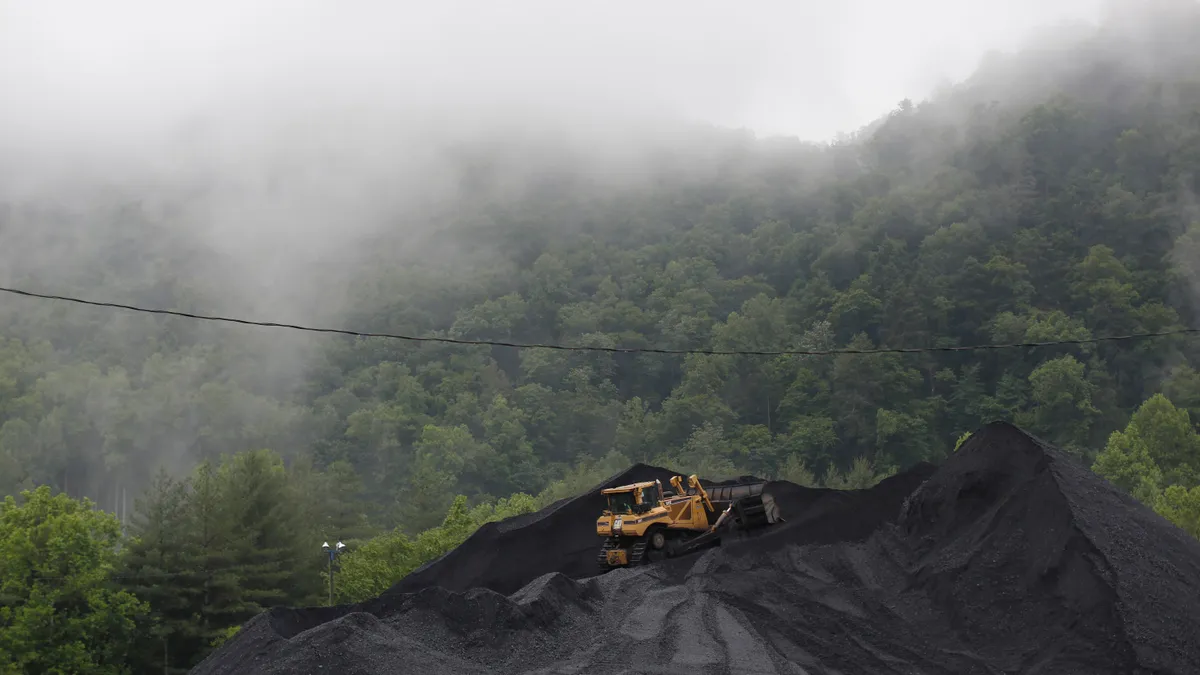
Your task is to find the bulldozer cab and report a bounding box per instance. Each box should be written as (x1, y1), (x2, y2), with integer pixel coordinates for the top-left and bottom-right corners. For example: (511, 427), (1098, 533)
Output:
(606, 490), (637, 514)
(602, 481), (662, 515)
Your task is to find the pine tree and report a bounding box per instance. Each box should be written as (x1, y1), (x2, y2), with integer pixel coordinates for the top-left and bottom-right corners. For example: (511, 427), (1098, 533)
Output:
(188, 459), (244, 657)
(122, 469), (206, 674)
(216, 450), (323, 612)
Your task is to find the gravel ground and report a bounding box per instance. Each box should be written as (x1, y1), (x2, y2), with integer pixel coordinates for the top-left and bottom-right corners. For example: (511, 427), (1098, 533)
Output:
(190, 422), (1200, 674)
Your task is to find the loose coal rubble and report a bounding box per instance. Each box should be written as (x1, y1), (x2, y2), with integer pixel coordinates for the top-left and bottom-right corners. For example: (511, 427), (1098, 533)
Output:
(191, 422), (1200, 674)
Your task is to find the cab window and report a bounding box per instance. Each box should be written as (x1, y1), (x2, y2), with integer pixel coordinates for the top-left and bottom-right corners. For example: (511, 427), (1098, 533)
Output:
(640, 484), (660, 506)
(607, 492), (636, 513)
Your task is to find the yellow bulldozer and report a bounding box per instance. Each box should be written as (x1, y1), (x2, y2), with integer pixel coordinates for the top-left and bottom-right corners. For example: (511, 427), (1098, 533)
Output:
(596, 474), (782, 569)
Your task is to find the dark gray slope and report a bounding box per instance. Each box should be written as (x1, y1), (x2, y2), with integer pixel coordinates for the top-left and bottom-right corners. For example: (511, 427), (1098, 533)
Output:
(385, 463), (683, 597)
(191, 422), (1200, 675)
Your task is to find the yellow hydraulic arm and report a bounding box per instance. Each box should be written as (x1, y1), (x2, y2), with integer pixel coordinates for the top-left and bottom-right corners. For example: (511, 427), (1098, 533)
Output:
(669, 474), (715, 511)
(670, 475), (685, 496)
(688, 475), (714, 511)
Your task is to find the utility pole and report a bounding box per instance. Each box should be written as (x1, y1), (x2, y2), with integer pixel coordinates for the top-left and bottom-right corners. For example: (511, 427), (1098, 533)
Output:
(321, 541), (345, 606)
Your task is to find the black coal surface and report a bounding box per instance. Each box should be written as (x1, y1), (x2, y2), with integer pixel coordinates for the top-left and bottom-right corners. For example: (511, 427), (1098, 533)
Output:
(191, 422), (1200, 674)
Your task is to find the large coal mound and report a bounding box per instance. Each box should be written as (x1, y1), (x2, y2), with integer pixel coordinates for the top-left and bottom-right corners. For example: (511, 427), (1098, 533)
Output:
(191, 422), (1200, 674)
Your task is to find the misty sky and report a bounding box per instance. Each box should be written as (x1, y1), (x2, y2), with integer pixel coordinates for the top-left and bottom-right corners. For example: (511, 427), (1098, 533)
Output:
(1, 0), (1107, 150)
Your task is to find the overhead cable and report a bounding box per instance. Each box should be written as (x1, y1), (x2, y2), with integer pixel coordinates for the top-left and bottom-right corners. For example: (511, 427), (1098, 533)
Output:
(0, 285), (1192, 356)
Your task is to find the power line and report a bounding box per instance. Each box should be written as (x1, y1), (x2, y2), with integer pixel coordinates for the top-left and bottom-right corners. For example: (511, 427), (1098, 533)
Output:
(0, 284), (1195, 356)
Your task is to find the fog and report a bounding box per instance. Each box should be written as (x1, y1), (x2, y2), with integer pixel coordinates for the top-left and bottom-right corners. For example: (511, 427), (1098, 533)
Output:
(0, 0), (1110, 299)
(0, 0), (1188, 504)
(2, 0), (1105, 147)
(0, 0), (1127, 401)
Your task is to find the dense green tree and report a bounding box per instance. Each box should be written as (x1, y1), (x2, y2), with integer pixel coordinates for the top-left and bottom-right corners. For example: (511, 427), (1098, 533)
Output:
(121, 470), (204, 675)
(118, 450), (338, 671)
(0, 487), (148, 674)
(335, 493), (538, 603)
(1093, 393), (1200, 534)
(1158, 485), (1200, 538)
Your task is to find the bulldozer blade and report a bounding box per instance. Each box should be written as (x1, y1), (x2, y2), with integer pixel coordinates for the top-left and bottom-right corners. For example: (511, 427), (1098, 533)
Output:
(703, 482), (781, 529)
(706, 482), (767, 504)
(732, 492), (781, 528)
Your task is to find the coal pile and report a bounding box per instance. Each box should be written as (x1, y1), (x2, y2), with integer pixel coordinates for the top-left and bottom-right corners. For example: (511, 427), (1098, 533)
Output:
(388, 463), (683, 596)
(191, 422), (1200, 674)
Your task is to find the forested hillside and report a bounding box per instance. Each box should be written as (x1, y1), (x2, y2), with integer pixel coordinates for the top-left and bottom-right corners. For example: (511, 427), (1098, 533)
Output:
(7, 1), (1200, 672)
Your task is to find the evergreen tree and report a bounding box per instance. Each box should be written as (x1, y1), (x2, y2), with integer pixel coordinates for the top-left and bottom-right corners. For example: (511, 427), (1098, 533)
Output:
(122, 470), (205, 674)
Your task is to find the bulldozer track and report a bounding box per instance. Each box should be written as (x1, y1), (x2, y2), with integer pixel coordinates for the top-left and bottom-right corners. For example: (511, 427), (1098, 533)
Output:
(598, 536), (650, 570)
(628, 540), (648, 566)
(598, 538), (618, 571)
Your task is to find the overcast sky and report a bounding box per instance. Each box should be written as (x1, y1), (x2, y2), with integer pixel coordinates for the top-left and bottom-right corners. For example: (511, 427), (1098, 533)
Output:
(1, 0), (1106, 148)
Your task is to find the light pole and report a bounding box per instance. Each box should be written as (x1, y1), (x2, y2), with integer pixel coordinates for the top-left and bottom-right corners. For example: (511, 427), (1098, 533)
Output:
(321, 541), (345, 606)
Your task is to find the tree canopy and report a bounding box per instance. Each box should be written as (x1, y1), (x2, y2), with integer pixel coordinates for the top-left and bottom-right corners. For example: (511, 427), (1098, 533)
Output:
(0, 487), (147, 674)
